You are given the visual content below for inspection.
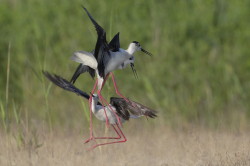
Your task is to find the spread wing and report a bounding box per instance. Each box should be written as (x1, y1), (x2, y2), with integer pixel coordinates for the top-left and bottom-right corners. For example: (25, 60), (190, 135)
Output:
(70, 64), (95, 83)
(70, 32), (120, 83)
(108, 32), (120, 52)
(83, 7), (110, 78)
(70, 50), (96, 83)
(110, 97), (157, 120)
(71, 51), (98, 69)
(43, 71), (102, 105)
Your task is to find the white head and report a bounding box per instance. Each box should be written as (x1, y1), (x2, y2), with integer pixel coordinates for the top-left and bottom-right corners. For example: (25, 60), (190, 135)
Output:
(91, 94), (99, 103)
(127, 41), (153, 56)
(129, 41), (142, 52)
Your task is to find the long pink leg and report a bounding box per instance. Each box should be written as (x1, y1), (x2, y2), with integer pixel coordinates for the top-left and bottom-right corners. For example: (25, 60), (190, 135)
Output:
(96, 73), (114, 128)
(98, 73), (122, 126)
(87, 123), (127, 151)
(110, 72), (129, 102)
(84, 74), (121, 144)
(84, 79), (98, 143)
(110, 72), (138, 108)
(100, 73), (110, 90)
(97, 90), (122, 127)
(84, 125), (121, 144)
(97, 90), (110, 128)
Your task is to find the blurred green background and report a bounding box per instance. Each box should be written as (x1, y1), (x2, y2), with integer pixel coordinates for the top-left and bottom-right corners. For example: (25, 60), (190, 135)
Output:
(1, 0), (250, 131)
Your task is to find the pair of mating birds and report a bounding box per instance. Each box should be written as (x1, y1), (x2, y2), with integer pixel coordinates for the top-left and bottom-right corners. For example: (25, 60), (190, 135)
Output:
(44, 7), (157, 150)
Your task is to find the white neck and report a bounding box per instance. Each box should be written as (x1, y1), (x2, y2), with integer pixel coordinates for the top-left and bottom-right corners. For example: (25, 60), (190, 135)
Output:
(126, 43), (137, 56)
(97, 74), (104, 90)
(91, 97), (98, 114)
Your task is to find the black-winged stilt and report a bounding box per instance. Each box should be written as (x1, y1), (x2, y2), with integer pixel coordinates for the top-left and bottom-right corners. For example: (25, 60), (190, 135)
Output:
(70, 33), (138, 83)
(70, 7), (152, 137)
(43, 71), (157, 150)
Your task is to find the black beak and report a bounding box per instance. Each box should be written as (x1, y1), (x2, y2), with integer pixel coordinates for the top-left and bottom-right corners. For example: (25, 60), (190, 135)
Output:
(141, 48), (153, 56)
(130, 63), (138, 79)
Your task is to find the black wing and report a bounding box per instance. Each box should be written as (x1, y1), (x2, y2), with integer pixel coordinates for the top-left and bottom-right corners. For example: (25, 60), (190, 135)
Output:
(110, 98), (130, 120)
(83, 7), (110, 78)
(70, 64), (95, 84)
(110, 97), (157, 120)
(126, 100), (157, 118)
(108, 32), (120, 52)
(43, 71), (102, 105)
(70, 32), (120, 84)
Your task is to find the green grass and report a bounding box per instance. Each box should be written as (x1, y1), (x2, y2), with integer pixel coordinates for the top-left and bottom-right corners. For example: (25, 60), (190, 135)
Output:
(1, 0), (250, 130)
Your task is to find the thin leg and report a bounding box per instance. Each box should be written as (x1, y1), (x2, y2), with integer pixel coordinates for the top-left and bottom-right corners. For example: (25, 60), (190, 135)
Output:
(101, 73), (110, 90)
(87, 123), (127, 151)
(97, 91), (110, 128)
(84, 125), (121, 144)
(110, 72), (129, 102)
(97, 90), (122, 127)
(98, 73), (122, 127)
(96, 74), (112, 128)
(110, 72), (138, 108)
(84, 79), (98, 143)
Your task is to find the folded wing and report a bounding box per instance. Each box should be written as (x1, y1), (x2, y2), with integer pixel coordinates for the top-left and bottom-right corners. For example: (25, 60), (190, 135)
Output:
(110, 97), (157, 120)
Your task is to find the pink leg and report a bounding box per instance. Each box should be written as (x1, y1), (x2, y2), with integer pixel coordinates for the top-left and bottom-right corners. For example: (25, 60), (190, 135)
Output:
(97, 90), (110, 128)
(84, 125), (121, 144)
(84, 76), (120, 144)
(110, 72), (129, 102)
(100, 73), (110, 90)
(97, 91), (122, 127)
(98, 73), (122, 127)
(87, 123), (127, 151)
(84, 79), (98, 144)
(95, 73), (112, 128)
(110, 72), (138, 108)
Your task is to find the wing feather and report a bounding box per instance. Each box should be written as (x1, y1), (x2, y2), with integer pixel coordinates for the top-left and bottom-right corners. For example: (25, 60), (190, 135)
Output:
(108, 32), (120, 52)
(70, 64), (95, 83)
(71, 51), (97, 69)
(82, 7), (110, 78)
(43, 71), (102, 105)
(110, 97), (157, 120)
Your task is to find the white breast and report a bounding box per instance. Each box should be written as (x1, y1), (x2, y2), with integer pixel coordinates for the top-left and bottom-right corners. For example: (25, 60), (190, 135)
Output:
(105, 50), (130, 74)
(93, 105), (125, 124)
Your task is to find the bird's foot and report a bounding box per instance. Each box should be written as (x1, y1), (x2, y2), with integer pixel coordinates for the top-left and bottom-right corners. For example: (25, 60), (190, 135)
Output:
(84, 135), (96, 144)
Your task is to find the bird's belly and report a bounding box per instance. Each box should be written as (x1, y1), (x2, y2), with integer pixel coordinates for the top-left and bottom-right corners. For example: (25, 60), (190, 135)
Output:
(94, 106), (124, 125)
(105, 55), (128, 73)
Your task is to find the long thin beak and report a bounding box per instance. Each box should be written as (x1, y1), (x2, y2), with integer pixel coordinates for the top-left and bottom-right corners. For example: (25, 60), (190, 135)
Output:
(141, 48), (153, 56)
